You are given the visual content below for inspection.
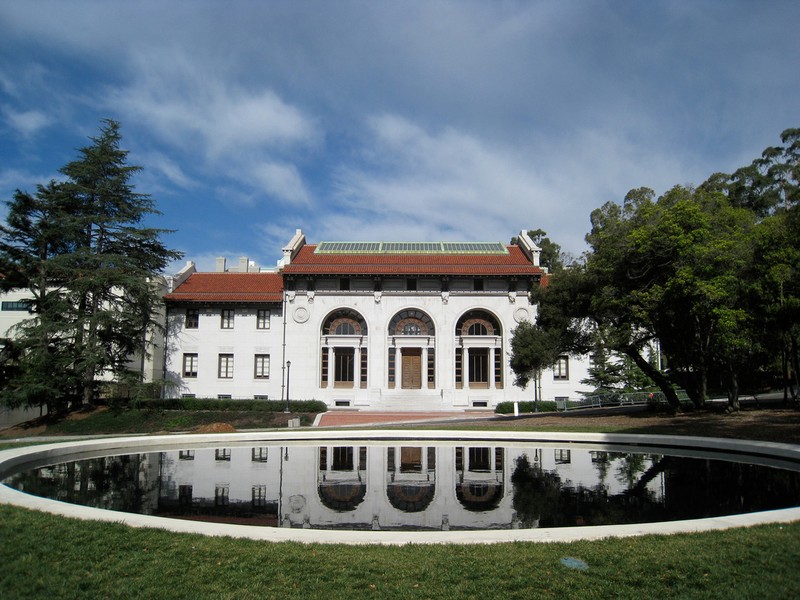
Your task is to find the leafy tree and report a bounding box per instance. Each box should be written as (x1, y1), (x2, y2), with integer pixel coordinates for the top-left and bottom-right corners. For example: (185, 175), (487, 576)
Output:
(0, 120), (182, 412)
(715, 128), (800, 402)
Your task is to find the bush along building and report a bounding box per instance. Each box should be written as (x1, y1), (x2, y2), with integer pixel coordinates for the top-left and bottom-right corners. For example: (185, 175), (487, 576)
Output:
(163, 230), (590, 411)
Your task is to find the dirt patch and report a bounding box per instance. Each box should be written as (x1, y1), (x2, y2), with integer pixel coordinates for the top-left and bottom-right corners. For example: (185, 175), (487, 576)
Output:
(497, 406), (800, 444)
(193, 422), (237, 433)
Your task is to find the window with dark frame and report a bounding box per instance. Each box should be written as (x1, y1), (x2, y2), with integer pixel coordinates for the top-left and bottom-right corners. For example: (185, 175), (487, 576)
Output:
(182, 353), (198, 378)
(256, 309), (270, 329)
(553, 356), (570, 380)
(1, 301), (31, 311)
(251, 447), (268, 463)
(185, 308), (199, 329)
(218, 354), (234, 378)
(220, 309), (234, 329)
(254, 354), (270, 379)
(215, 485), (230, 506)
(252, 485), (268, 507)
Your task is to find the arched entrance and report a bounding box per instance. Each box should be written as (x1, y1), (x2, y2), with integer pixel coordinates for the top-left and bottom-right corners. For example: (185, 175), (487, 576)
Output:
(320, 309), (368, 389)
(387, 309), (436, 390)
(455, 310), (503, 390)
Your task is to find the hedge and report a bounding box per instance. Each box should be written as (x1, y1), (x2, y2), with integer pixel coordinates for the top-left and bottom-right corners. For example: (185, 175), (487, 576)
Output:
(495, 400), (558, 414)
(115, 398), (328, 413)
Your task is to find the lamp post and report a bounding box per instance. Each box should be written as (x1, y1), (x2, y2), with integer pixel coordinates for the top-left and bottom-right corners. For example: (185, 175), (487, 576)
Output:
(284, 360), (291, 413)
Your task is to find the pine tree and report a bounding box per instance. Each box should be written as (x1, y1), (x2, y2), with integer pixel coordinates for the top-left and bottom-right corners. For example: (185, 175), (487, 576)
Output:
(0, 120), (182, 411)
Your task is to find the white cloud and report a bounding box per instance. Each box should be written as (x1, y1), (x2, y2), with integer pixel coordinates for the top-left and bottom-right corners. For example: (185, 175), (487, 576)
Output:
(2, 107), (53, 137)
(333, 115), (560, 243)
(137, 152), (195, 190)
(246, 161), (311, 206)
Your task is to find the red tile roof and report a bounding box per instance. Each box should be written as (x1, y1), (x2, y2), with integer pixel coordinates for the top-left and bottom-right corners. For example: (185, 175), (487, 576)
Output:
(164, 273), (284, 304)
(282, 245), (541, 276)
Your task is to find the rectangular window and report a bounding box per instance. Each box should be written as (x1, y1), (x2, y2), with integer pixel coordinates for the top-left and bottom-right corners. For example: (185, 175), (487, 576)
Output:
(217, 394), (231, 400)
(473, 278), (484, 291)
(332, 447), (354, 471)
(427, 348), (435, 388)
(220, 309), (234, 329)
(494, 348), (503, 389)
(215, 485), (230, 506)
(1, 301), (30, 311)
(215, 448), (231, 462)
(455, 348), (463, 389)
(339, 278), (350, 291)
(178, 450), (195, 461)
(254, 354), (270, 379)
(181, 393), (196, 399)
(218, 354), (234, 378)
(406, 278), (417, 291)
(554, 449), (571, 464)
(360, 348), (368, 388)
(251, 447), (268, 463)
(252, 485), (268, 507)
(182, 353), (198, 378)
(388, 348), (396, 388)
(185, 308), (199, 329)
(553, 356), (570, 380)
(321, 347), (329, 388)
(469, 447), (491, 472)
(178, 485), (193, 507)
(256, 309), (270, 329)
(334, 348), (354, 387)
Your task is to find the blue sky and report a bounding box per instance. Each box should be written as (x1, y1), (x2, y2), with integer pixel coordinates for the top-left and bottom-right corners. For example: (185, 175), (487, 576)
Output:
(1, 1), (798, 272)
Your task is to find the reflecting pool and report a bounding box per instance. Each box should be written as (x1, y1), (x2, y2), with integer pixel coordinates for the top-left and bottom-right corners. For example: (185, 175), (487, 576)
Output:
(5, 442), (800, 531)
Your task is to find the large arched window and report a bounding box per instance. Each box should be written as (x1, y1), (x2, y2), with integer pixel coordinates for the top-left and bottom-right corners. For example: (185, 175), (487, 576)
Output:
(455, 310), (504, 391)
(321, 309), (368, 390)
(323, 309), (367, 336)
(389, 309), (435, 336)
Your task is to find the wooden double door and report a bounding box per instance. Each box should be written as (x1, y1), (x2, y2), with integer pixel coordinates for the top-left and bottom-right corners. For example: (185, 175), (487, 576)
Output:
(401, 348), (422, 389)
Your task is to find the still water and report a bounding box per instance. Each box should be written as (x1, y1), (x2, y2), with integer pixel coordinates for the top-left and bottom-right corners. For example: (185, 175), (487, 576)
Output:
(4, 443), (800, 531)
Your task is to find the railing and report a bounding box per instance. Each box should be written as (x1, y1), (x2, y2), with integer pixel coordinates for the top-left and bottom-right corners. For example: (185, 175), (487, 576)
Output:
(557, 390), (690, 411)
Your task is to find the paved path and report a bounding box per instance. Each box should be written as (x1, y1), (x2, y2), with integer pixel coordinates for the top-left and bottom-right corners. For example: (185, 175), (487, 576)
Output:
(314, 411), (498, 427)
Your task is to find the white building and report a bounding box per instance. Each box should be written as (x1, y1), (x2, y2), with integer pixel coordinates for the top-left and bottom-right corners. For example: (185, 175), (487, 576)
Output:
(163, 230), (591, 411)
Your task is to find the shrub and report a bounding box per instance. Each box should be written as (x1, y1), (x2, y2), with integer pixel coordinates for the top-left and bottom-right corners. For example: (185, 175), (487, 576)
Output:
(108, 398), (328, 413)
(495, 401), (558, 414)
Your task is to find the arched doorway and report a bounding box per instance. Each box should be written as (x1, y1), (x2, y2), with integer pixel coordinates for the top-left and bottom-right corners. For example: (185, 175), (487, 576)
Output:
(320, 309), (368, 389)
(387, 309), (436, 390)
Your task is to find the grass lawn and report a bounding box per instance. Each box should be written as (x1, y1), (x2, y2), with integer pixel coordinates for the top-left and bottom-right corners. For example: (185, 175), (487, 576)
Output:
(1, 404), (799, 598)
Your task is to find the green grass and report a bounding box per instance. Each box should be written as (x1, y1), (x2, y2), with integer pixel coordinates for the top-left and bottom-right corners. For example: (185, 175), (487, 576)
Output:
(0, 504), (798, 599)
(2, 408), (800, 597)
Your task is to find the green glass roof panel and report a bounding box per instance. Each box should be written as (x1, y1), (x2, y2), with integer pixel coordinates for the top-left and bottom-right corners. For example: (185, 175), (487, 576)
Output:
(315, 241), (509, 255)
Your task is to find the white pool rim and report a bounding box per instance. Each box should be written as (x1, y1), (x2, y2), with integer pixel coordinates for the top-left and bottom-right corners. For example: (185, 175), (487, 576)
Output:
(2, 430), (799, 545)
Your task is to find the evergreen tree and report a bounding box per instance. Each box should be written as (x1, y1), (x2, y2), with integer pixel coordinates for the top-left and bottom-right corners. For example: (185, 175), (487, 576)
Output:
(0, 120), (182, 411)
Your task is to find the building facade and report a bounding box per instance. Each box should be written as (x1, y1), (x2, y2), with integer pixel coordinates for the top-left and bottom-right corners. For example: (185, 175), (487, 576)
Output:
(163, 230), (590, 410)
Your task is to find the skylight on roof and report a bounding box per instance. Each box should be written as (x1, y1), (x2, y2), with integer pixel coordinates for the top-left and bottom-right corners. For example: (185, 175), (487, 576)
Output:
(315, 241), (508, 254)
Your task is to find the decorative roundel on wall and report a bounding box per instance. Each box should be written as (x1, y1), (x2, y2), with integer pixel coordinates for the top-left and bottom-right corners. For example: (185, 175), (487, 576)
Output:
(293, 306), (310, 323)
(513, 307), (531, 323)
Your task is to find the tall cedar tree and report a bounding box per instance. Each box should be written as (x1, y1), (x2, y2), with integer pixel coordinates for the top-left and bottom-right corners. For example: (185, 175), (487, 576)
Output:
(0, 120), (182, 411)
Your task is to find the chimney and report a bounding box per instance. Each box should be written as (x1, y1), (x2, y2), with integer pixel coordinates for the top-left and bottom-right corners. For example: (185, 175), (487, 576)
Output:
(216, 257), (227, 272)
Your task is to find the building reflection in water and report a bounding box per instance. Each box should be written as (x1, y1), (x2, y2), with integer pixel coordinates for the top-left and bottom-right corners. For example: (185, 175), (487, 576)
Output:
(154, 444), (664, 531)
(7, 444), (800, 531)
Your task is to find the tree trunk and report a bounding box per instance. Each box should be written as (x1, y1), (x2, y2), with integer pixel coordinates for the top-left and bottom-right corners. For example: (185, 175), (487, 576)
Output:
(722, 362), (740, 411)
(791, 335), (800, 402)
(623, 346), (681, 410)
